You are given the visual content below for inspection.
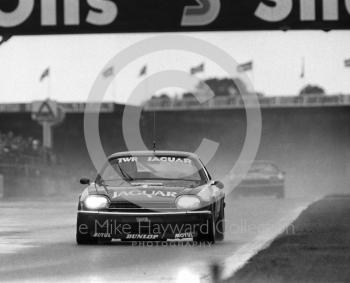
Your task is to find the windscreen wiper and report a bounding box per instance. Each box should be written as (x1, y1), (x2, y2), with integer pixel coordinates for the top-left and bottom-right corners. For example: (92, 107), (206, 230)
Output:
(95, 174), (109, 194)
(116, 163), (134, 181)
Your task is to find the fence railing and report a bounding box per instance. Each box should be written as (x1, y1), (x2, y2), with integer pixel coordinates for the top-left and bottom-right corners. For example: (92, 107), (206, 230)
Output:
(143, 94), (350, 111)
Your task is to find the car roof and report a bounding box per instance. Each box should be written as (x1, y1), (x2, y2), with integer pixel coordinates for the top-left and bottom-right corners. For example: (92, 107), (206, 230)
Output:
(109, 150), (200, 160)
(252, 160), (276, 165)
(237, 160), (280, 169)
(238, 160), (277, 165)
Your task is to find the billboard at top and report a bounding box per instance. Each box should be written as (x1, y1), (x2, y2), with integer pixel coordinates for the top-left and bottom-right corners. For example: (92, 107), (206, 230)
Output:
(1, 0), (350, 35)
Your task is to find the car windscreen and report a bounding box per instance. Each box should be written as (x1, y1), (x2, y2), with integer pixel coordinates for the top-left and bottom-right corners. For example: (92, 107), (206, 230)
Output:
(99, 155), (206, 186)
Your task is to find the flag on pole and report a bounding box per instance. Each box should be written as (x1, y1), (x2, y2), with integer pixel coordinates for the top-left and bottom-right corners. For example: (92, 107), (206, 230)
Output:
(102, 66), (114, 78)
(345, 59), (350, 67)
(190, 63), (205, 75)
(300, 58), (305, 78)
(40, 68), (50, 82)
(237, 61), (253, 73)
(139, 65), (147, 77)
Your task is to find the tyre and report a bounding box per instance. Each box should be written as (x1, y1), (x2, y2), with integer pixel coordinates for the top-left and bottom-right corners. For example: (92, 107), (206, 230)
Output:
(76, 214), (97, 245)
(215, 202), (225, 241)
(194, 216), (216, 244)
(76, 231), (98, 245)
(276, 188), (285, 199)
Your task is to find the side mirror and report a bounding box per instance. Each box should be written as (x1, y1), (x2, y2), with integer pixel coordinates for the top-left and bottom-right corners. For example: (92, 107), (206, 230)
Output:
(213, 181), (224, 190)
(80, 178), (90, 185)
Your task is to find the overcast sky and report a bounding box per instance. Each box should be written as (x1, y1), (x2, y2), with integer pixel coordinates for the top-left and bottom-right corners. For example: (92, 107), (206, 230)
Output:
(0, 31), (350, 104)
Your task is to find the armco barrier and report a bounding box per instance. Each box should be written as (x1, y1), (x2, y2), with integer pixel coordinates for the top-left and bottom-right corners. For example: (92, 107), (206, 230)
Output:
(144, 94), (350, 111)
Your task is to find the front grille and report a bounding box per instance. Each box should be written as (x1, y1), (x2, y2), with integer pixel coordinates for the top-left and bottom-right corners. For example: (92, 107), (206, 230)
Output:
(108, 201), (177, 212)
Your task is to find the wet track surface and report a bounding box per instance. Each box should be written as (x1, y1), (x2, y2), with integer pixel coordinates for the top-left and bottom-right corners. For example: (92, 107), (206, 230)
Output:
(0, 196), (313, 282)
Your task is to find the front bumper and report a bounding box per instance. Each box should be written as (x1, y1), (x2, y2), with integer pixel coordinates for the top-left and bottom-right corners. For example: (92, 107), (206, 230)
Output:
(77, 210), (213, 240)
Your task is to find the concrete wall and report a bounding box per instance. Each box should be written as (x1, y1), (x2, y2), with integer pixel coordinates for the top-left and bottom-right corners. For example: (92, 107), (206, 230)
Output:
(141, 107), (350, 197)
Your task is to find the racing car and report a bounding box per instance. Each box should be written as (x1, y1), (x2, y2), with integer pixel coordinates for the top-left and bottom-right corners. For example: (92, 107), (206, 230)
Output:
(233, 161), (285, 199)
(76, 151), (225, 244)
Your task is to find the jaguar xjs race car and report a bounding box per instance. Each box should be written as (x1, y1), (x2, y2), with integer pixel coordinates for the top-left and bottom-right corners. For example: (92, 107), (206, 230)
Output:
(76, 151), (225, 244)
(233, 161), (285, 199)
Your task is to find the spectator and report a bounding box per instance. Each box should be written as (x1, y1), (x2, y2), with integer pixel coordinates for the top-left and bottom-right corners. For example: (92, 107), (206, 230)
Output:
(0, 131), (52, 164)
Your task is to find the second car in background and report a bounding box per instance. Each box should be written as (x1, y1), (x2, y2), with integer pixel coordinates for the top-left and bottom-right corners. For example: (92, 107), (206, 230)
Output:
(233, 161), (285, 199)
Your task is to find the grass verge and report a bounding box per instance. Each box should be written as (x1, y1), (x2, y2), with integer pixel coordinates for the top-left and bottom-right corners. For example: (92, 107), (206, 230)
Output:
(229, 195), (350, 283)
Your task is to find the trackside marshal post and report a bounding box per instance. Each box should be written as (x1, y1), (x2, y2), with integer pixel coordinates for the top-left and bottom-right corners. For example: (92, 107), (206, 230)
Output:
(31, 100), (65, 149)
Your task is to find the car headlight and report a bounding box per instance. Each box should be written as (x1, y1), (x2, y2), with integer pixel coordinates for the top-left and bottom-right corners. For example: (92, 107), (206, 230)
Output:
(84, 195), (109, 210)
(197, 187), (211, 202)
(176, 195), (201, 210)
(277, 172), (284, 180)
(271, 173), (284, 181)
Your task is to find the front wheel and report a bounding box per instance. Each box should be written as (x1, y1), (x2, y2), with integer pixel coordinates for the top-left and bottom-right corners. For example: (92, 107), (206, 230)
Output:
(76, 214), (97, 245)
(194, 217), (216, 244)
(215, 202), (225, 241)
(76, 232), (98, 245)
(276, 188), (285, 199)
